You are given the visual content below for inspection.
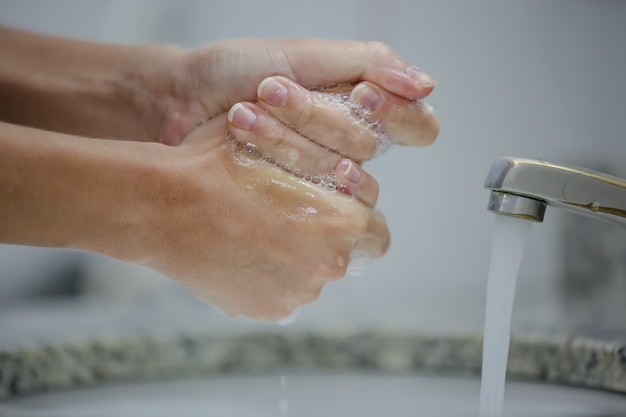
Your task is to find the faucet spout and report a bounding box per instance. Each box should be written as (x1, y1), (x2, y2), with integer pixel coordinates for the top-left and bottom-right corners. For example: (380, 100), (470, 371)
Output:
(484, 157), (626, 226)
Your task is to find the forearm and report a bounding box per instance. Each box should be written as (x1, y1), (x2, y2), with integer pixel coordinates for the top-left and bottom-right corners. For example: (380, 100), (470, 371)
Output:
(0, 26), (182, 141)
(0, 121), (163, 260)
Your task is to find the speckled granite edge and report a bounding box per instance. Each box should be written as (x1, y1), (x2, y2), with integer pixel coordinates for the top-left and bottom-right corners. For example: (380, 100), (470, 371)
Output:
(1, 331), (625, 400)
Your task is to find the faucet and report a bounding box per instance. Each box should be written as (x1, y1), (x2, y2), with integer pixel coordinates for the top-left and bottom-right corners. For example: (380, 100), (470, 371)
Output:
(484, 156), (626, 226)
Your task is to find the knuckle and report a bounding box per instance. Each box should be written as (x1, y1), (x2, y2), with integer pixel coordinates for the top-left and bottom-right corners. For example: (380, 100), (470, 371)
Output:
(381, 229), (391, 256)
(254, 298), (297, 322)
(273, 128), (291, 149)
(344, 211), (369, 235)
(326, 251), (350, 281)
(265, 306), (294, 323)
(294, 99), (319, 132)
(323, 259), (348, 281)
(420, 113), (440, 146)
(396, 107), (440, 147)
(346, 133), (378, 160)
(299, 286), (323, 304)
(369, 178), (381, 205)
(330, 263), (348, 281)
(309, 257), (347, 283)
(263, 120), (290, 150)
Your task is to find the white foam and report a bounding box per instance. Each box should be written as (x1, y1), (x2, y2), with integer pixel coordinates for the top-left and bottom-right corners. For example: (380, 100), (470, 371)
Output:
(227, 88), (398, 190)
(346, 248), (372, 277)
(315, 90), (394, 158)
(277, 307), (301, 326)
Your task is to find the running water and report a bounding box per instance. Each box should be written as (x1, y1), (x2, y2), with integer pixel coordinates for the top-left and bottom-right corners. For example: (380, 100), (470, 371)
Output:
(278, 374), (289, 416)
(479, 214), (533, 417)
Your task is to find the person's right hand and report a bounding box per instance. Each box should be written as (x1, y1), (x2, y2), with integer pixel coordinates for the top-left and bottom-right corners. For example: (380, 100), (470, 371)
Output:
(140, 109), (390, 321)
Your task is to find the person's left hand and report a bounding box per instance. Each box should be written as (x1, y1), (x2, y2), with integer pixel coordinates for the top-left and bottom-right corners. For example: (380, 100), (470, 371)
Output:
(149, 38), (438, 149)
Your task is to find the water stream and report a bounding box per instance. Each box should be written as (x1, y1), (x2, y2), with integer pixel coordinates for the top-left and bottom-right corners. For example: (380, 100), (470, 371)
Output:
(479, 214), (533, 417)
(278, 374), (289, 416)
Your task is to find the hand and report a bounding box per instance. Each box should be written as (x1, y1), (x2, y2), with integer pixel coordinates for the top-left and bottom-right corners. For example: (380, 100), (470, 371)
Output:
(0, 29), (438, 152)
(226, 75), (438, 206)
(0, 83), (391, 322)
(154, 39), (438, 147)
(0, 31), (440, 322)
(142, 111), (390, 321)
(138, 41), (440, 320)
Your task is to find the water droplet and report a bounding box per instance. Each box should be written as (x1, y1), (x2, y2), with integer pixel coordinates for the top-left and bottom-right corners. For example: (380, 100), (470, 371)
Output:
(278, 375), (289, 416)
(277, 307), (300, 326)
(243, 142), (258, 154)
(278, 398), (289, 416)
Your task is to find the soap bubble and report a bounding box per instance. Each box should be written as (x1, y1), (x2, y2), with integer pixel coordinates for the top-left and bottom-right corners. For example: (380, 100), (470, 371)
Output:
(314, 89), (394, 158)
(347, 248), (372, 277)
(227, 86), (397, 191)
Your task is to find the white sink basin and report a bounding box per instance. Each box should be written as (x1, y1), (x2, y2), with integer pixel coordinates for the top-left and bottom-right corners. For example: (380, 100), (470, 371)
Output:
(2, 372), (626, 417)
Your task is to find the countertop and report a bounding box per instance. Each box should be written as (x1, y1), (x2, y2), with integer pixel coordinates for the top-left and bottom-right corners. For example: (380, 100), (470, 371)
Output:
(2, 297), (626, 401)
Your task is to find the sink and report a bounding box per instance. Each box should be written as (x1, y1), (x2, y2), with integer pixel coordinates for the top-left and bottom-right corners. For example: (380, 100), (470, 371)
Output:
(2, 301), (626, 417)
(2, 371), (626, 417)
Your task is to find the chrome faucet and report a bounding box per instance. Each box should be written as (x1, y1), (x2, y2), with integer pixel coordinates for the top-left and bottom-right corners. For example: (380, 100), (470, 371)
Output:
(484, 156), (626, 226)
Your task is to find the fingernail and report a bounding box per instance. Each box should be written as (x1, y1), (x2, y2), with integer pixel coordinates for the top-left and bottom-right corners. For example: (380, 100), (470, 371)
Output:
(257, 77), (288, 106)
(228, 103), (256, 131)
(350, 83), (382, 112)
(405, 66), (437, 88)
(338, 158), (361, 184)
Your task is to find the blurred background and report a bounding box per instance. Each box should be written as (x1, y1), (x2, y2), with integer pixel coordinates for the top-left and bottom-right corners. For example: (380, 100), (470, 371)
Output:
(1, 0), (625, 335)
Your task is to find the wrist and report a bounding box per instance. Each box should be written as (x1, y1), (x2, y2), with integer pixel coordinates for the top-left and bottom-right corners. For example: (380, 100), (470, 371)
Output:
(148, 45), (217, 146)
(0, 122), (168, 262)
(118, 43), (188, 143)
(0, 26), (188, 142)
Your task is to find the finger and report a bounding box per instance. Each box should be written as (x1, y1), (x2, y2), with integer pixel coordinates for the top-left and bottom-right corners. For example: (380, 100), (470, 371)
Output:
(334, 158), (379, 208)
(354, 208), (391, 259)
(227, 102), (340, 175)
(275, 39), (436, 100)
(227, 103), (381, 208)
(350, 82), (439, 147)
(257, 76), (379, 162)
